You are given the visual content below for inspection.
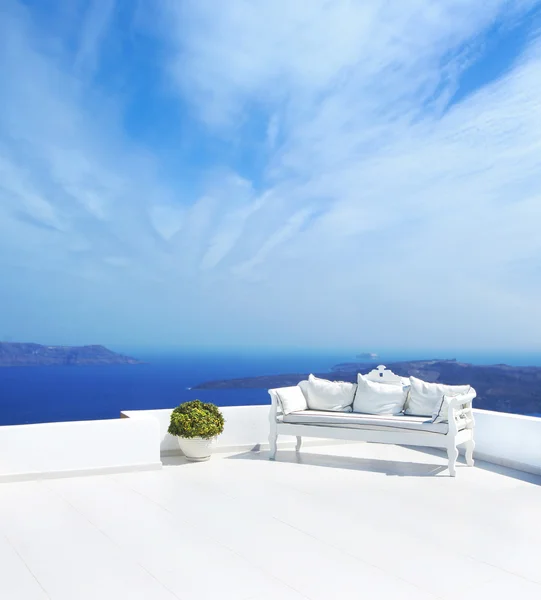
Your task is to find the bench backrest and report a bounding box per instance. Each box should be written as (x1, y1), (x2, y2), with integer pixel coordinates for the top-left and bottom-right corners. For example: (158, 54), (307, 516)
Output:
(364, 365), (409, 386)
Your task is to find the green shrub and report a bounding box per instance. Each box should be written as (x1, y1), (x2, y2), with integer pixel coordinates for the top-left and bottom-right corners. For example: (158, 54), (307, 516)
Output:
(168, 400), (225, 439)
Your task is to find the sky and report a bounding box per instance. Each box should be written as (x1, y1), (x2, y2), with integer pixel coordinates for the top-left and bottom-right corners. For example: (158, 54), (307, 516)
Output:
(0, 0), (541, 352)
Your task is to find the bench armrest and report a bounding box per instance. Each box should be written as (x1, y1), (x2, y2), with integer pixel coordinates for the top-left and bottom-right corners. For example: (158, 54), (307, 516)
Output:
(446, 389), (476, 434)
(268, 388), (285, 422)
(446, 389), (476, 410)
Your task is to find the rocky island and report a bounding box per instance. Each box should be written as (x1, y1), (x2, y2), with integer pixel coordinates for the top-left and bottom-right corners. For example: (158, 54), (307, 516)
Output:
(194, 359), (541, 416)
(0, 342), (143, 367)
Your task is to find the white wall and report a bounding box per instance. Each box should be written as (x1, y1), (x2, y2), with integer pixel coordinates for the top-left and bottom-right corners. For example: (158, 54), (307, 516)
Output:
(122, 406), (541, 476)
(0, 418), (161, 482)
(471, 409), (541, 475)
(121, 405), (297, 454)
(2, 405), (539, 482)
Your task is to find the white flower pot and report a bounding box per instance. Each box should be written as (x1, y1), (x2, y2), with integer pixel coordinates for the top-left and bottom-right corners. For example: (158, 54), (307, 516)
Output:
(177, 437), (216, 461)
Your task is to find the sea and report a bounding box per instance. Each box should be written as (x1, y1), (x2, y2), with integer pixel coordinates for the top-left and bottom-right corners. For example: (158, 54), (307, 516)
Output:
(1, 348), (541, 426)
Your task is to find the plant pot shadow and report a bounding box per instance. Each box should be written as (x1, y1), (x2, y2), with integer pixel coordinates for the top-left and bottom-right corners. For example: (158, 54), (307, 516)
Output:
(161, 454), (210, 466)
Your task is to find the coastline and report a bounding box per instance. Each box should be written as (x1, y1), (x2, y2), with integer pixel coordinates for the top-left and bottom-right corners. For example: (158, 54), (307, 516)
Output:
(2, 352), (541, 426)
(193, 358), (541, 417)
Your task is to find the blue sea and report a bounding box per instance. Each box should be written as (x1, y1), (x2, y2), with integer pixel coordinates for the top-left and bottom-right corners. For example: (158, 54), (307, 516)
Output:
(1, 348), (541, 426)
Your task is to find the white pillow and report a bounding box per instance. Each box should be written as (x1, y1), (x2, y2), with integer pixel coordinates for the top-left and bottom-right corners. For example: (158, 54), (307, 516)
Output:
(274, 386), (308, 415)
(432, 387), (474, 423)
(301, 374), (355, 412)
(405, 376), (471, 418)
(353, 374), (408, 415)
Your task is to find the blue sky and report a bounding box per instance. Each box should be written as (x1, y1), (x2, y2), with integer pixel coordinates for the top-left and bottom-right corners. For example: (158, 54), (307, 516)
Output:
(1, 0), (541, 351)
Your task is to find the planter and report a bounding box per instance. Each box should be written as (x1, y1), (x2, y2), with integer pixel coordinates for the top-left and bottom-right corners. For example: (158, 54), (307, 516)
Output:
(177, 436), (216, 461)
(168, 400), (224, 460)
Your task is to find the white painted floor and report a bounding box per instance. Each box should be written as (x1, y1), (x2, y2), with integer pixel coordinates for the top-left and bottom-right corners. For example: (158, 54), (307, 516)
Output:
(1, 443), (540, 600)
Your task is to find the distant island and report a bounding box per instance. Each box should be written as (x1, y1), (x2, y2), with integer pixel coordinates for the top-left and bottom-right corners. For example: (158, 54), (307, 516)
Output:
(357, 352), (378, 360)
(194, 358), (541, 416)
(0, 342), (143, 367)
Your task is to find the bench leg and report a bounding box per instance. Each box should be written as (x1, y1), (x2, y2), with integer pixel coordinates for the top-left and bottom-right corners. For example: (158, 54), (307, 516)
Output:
(465, 438), (475, 467)
(447, 445), (458, 477)
(269, 426), (277, 461)
(295, 436), (302, 452)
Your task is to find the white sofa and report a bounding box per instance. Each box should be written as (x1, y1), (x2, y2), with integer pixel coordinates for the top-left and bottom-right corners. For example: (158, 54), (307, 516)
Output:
(268, 365), (476, 476)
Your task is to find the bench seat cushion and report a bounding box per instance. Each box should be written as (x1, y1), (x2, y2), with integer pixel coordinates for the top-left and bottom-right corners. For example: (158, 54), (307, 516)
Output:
(282, 410), (466, 434)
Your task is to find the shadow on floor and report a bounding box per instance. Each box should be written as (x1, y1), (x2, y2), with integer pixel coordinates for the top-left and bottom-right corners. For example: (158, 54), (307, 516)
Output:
(406, 445), (541, 486)
(161, 455), (196, 467)
(161, 446), (540, 485)
(226, 448), (451, 477)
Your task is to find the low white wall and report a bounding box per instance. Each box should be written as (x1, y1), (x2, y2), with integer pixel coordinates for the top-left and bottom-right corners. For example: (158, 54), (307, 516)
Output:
(0, 418), (161, 482)
(121, 405), (297, 454)
(471, 409), (541, 475)
(122, 405), (541, 476)
(3, 406), (538, 482)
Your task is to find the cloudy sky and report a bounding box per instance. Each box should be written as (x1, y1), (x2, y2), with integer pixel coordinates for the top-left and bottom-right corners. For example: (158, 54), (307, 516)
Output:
(1, 0), (540, 352)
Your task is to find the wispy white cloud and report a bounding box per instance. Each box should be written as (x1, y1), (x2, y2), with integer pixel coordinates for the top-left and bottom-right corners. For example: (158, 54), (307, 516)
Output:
(75, 0), (116, 76)
(1, 0), (541, 349)
(157, 0), (541, 347)
(200, 186), (265, 270)
(231, 206), (316, 280)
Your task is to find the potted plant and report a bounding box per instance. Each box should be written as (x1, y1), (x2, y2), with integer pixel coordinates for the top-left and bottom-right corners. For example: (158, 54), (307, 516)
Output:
(167, 400), (225, 461)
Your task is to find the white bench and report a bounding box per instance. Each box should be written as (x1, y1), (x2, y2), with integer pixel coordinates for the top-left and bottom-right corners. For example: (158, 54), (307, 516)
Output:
(268, 365), (476, 476)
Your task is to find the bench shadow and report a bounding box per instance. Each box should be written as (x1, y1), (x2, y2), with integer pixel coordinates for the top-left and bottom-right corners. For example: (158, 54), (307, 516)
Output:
(162, 446), (540, 485)
(226, 449), (450, 477)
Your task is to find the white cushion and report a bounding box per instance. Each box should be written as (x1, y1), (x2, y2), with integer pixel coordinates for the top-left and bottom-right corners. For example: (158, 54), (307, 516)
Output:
(282, 410), (463, 434)
(353, 374), (408, 415)
(405, 376), (471, 417)
(300, 375), (355, 412)
(274, 386), (308, 415)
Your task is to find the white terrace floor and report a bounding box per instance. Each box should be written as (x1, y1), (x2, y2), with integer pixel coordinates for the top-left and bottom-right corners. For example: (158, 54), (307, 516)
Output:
(1, 442), (540, 600)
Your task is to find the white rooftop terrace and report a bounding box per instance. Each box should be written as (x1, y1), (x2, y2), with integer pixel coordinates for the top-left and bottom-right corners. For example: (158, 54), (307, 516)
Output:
(1, 438), (541, 600)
